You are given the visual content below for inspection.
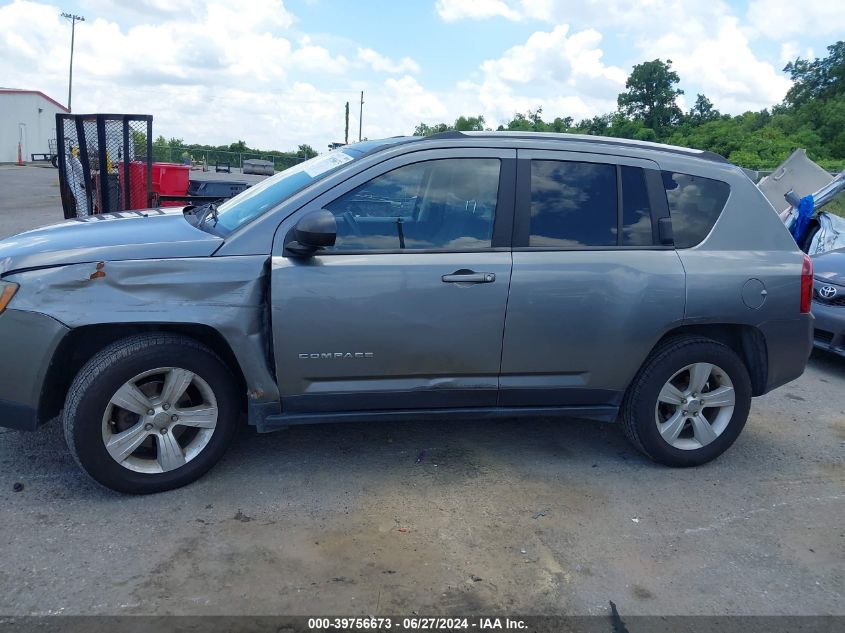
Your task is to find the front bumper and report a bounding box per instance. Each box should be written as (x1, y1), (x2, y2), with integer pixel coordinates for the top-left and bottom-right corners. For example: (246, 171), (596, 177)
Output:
(811, 299), (845, 357)
(0, 310), (69, 431)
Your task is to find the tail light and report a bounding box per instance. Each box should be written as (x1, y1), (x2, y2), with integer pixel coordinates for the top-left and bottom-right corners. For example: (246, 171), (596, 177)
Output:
(801, 253), (813, 313)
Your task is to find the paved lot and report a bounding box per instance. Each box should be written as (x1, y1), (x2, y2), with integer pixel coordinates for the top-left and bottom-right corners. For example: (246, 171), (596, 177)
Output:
(0, 163), (268, 236)
(0, 166), (843, 617)
(0, 165), (64, 235)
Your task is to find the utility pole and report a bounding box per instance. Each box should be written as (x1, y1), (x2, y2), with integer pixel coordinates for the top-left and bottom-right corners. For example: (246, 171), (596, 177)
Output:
(358, 91), (364, 142)
(344, 101), (349, 145)
(61, 12), (85, 112)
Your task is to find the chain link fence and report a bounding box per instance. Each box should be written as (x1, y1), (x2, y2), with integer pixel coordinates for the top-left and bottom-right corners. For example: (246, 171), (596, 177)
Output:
(150, 146), (308, 172)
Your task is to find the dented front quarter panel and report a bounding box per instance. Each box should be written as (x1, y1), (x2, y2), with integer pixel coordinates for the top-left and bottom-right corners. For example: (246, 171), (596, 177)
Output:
(7, 255), (280, 409)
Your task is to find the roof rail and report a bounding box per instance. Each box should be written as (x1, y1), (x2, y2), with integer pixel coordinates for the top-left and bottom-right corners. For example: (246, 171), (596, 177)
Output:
(415, 130), (728, 163)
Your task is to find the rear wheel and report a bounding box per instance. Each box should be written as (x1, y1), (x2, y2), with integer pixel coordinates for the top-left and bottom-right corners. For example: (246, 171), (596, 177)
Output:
(63, 334), (240, 493)
(621, 337), (752, 467)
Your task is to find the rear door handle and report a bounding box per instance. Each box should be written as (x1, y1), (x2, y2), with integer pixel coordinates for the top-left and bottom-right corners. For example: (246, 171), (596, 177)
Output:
(441, 270), (496, 284)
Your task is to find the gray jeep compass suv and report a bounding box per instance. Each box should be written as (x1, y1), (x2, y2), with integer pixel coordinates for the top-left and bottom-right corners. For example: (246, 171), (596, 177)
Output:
(0, 132), (813, 493)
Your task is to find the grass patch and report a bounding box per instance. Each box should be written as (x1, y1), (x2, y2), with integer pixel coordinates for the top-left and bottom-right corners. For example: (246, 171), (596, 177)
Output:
(822, 192), (845, 217)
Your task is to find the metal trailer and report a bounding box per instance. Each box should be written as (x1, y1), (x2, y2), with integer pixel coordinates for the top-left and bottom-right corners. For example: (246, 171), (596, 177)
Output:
(56, 113), (153, 219)
(30, 139), (60, 168)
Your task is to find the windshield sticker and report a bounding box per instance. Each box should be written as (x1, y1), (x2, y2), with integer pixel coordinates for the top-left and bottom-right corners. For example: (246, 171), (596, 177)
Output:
(303, 151), (354, 178)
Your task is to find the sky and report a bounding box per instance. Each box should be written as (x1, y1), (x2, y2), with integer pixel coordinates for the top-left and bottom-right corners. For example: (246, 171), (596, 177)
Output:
(0, 0), (840, 153)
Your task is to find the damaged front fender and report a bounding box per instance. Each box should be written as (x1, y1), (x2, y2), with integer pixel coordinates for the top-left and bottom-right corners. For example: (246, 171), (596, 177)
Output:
(7, 255), (280, 414)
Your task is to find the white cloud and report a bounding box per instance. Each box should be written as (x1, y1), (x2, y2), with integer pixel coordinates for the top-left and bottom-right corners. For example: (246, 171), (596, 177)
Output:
(435, 0), (521, 22)
(644, 17), (791, 112)
(0, 0), (426, 150)
(747, 0), (845, 40)
(437, 0), (796, 114)
(435, 0), (735, 30)
(780, 42), (800, 65)
(779, 41), (815, 66)
(475, 24), (625, 123)
(357, 48), (420, 74)
(383, 75), (448, 121)
(293, 36), (349, 74)
(0, 0), (810, 155)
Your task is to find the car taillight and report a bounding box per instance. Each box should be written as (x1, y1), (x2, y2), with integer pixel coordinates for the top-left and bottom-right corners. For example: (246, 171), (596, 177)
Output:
(801, 253), (813, 313)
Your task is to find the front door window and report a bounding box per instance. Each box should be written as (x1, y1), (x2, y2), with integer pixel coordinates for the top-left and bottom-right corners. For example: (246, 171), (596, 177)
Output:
(325, 158), (501, 251)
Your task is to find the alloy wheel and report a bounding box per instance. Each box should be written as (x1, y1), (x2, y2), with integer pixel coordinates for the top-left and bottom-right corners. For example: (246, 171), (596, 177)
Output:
(101, 367), (218, 473)
(654, 362), (736, 450)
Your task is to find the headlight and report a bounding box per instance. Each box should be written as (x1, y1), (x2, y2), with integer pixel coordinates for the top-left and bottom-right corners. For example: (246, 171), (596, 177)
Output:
(0, 280), (18, 314)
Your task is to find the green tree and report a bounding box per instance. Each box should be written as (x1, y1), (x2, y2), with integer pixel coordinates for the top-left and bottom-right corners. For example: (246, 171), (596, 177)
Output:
(504, 108), (548, 131)
(297, 144), (318, 159)
(549, 116), (574, 132)
(413, 122), (451, 136)
(504, 112), (534, 131)
(608, 112), (657, 141)
(617, 59), (684, 135)
(783, 41), (845, 107)
(688, 94), (720, 125)
(454, 115), (486, 131)
(229, 140), (248, 152)
(574, 114), (612, 136)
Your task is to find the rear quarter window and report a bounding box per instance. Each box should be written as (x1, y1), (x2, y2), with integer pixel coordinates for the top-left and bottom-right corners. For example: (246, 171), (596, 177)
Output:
(662, 171), (730, 248)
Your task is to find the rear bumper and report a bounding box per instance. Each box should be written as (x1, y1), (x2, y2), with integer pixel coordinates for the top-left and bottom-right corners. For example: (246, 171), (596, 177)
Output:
(0, 310), (69, 431)
(759, 313), (814, 393)
(811, 300), (845, 356)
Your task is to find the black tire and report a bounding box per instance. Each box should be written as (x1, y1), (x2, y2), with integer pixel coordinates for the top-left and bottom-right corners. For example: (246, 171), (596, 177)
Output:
(63, 333), (240, 494)
(50, 155), (59, 168)
(621, 336), (752, 467)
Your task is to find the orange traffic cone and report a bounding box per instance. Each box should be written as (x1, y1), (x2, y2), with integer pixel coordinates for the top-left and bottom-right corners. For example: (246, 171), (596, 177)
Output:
(17, 142), (23, 166)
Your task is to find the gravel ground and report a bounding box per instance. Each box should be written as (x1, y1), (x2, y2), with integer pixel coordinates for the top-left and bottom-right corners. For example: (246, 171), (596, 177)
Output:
(0, 166), (842, 617)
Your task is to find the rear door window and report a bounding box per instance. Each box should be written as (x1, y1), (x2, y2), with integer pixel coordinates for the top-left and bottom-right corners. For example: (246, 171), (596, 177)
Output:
(529, 160), (617, 247)
(662, 171), (730, 248)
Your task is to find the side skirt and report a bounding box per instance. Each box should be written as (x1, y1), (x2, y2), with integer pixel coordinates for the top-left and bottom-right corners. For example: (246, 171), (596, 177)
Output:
(256, 405), (619, 433)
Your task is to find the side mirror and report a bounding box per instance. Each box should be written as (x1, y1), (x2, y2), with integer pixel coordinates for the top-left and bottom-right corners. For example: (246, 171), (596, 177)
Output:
(286, 210), (337, 256)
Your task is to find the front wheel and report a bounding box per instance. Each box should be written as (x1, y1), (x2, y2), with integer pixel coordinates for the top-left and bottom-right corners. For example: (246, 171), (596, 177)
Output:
(621, 336), (752, 467)
(63, 334), (240, 493)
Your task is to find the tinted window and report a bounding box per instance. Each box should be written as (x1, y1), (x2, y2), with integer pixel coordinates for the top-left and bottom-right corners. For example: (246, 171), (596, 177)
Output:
(529, 160), (617, 247)
(662, 171), (730, 248)
(326, 158), (500, 251)
(620, 166), (653, 246)
(215, 150), (357, 233)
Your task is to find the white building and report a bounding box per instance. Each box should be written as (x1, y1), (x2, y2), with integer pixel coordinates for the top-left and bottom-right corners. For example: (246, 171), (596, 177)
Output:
(0, 89), (69, 163)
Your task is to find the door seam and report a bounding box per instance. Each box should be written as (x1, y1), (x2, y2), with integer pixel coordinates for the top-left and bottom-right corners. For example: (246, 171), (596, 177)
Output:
(496, 250), (514, 407)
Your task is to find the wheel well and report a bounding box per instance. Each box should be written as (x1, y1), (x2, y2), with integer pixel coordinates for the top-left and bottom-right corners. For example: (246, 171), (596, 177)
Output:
(38, 323), (247, 424)
(655, 324), (768, 396)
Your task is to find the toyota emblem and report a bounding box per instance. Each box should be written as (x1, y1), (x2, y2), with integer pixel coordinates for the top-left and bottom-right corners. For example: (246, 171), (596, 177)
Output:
(820, 285), (838, 299)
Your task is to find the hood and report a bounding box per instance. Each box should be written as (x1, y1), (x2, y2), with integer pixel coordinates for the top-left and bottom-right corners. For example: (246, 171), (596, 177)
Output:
(0, 208), (223, 274)
(812, 247), (845, 286)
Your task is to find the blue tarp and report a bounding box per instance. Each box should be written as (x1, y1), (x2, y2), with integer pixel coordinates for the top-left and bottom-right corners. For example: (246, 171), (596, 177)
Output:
(789, 194), (815, 244)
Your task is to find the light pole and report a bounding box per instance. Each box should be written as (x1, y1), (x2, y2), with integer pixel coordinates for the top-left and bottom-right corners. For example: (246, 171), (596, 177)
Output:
(60, 12), (85, 112)
(358, 90), (364, 142)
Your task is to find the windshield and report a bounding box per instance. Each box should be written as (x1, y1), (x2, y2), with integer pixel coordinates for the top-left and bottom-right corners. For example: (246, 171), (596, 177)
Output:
(212, 150), (356, 233)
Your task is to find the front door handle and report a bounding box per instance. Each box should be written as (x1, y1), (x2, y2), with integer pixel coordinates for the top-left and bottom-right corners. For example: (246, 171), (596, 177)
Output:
(441, 269), (496, 284)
